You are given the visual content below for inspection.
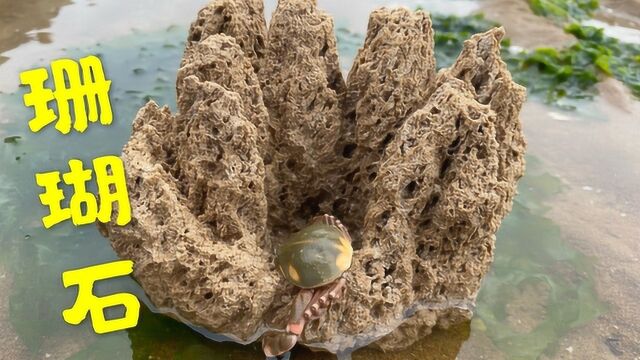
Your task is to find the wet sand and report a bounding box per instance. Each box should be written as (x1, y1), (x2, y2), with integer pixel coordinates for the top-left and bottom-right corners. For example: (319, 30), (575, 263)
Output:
(598, 0), (640, 28)
(0, 264), (94, 360)
(481, 0), (574, 48)
(472, 2), (640, 356)
(517, 92), (640, 359)
(0, 266), (29, 360)
(0, 0), (71, 64)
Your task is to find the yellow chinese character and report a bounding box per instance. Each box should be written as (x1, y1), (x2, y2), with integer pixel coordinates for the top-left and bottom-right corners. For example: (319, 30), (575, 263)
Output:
(94, 155), (131, 226)
(20, 55), (112, 134)
(35, 170), (72, 228)
(19, 68), (56, 133)
(62, 260), (140, 334)
(63, 159), (98, 226)
(35, 156), (131, 228)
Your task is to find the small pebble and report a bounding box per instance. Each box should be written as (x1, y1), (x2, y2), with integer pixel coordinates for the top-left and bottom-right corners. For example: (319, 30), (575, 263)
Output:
(582, 186), (594, 191)
(566, 346), (573, 353)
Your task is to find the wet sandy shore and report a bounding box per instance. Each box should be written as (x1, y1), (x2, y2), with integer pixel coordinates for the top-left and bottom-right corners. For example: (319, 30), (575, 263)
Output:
(521, 92), (640, 359)
(0, 266), (29, 360)
(0, 0), (71, 64)
(482, 0), (574, 48)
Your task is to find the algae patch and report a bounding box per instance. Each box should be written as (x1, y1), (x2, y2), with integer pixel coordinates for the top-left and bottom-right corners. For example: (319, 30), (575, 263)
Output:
(3, 135), (21, 144)
(511, 24), (640, 104)
(528, 0), (599, 22)
(430, 12), (640, 107)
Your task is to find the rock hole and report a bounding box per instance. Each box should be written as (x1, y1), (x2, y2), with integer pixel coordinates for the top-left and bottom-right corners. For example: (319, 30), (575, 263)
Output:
(476, 146), (488, 160)
(382, 89), (393, 102)
(319, 42), (329, 57)
(342, 143), (357, 158)
(472, 72), (490, 97)
(447, 136), (462, 155)
(418, 217), (432, 229)
(322, 101), (335, 112)
(430, 106), (441, 114)
(307, 96), (317, 111)
(384, 263), (396, 277)
(420, 193), (440, 217)
(457, 69), (468, 80)
(380, 133), (394, 150)
(345, 170), (358, 183)
(402, 180), (418, 199)
(332, 198), (346, 213)
(346, 109), (356, 123)
(371, 304), (385, 319)
(379, 211), (390, 227)
(279, 188), (288, 203)
(439, 158), (452, 178)
(296, 190), (329, 219)
(365, 260), (377, 276)
(455, 115), (463, 130)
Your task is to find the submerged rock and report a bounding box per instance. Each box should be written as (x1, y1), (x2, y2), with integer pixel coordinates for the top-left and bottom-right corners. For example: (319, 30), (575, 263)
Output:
(100, 0), (526, 353)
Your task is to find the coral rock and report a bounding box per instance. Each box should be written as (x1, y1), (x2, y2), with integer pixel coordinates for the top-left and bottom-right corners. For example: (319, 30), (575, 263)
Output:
(187, 0), (267, 71)
(102, 0), (526, 354)
(259, 0), (347, 233)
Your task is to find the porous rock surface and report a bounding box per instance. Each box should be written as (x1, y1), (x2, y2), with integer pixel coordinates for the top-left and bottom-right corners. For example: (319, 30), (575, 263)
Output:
(100, 0), (526, 353)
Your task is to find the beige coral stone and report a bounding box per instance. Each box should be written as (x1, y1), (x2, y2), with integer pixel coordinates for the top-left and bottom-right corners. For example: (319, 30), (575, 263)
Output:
(333, 7), (437, 233)
(187, 0), (267, 71)
(101, 0), (526, 354)
(258, 0), (348, 234)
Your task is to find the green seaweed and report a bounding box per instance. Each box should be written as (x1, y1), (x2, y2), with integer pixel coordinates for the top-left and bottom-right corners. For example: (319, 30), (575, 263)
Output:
(3, 135), (21, 144)
(528, 0), (599, 22)
(429, 12), (640, 107)
(431, 13), (508, 69)
(509, 24), (640, 104)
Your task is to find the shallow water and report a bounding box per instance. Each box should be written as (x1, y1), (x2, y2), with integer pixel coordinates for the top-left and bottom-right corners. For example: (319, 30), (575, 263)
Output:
(0, 0), (637, 359)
